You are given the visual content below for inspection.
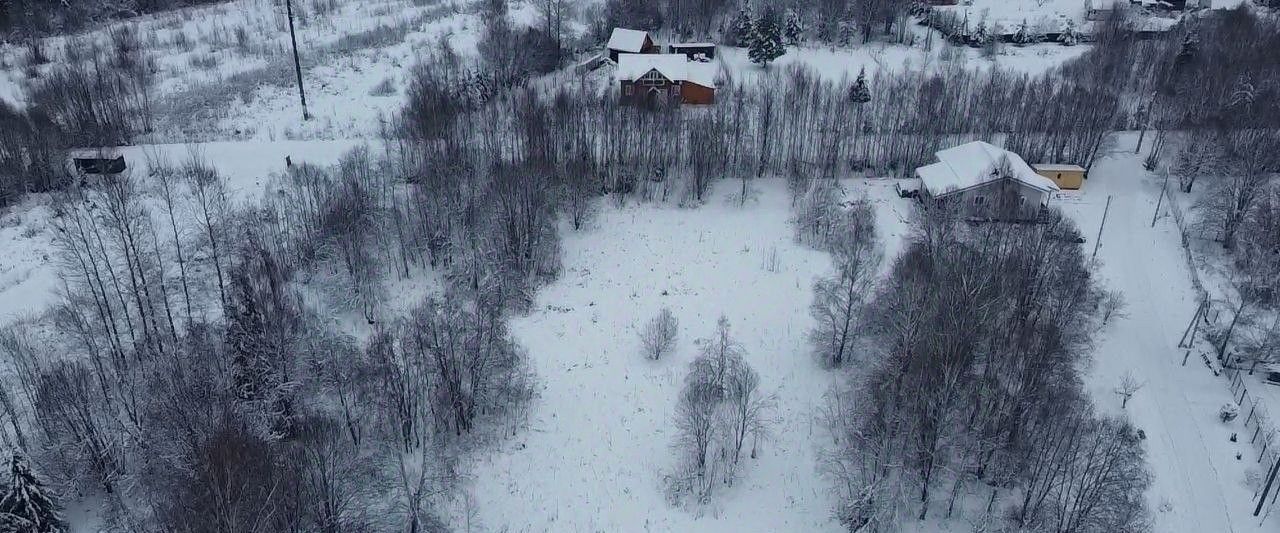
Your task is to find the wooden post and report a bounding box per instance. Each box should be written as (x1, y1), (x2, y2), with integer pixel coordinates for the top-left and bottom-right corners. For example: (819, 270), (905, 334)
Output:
(1152, 170), (1169, 227)
(1219, 297), (1249, 360)
(1182, 350), (1191, 366)
(1092, 195), (1112, 260)
(286, 0), (310, 121)
(1178, 301), (1205, 348)
(1257, 458), (1280, 516)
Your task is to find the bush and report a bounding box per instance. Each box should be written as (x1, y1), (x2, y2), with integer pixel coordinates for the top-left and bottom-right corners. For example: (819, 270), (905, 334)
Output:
(641, 307), (678, 360)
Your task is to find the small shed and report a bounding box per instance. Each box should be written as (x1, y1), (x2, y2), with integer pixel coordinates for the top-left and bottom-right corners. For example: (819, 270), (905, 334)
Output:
(67, 148), (127, 175)
(1033, 164), (1087, 190)
(607, 28), (658, 63)
(1263, 363), (1280, 386)
(668, 42), (716, 61)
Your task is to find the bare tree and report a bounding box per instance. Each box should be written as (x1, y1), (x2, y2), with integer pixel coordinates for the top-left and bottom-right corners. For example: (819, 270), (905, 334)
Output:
(809, 197), (882, 367)
(1114, 372), (1145, 409)
(640, 307), (679, 360)
(183, 153), (231, 309)
(1196, 130), (1280, 250)
(722, 358), (773, 471)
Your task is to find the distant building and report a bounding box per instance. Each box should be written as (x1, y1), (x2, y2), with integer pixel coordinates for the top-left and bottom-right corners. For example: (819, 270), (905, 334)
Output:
(668, 42), (716, 61)
(1033, 163), (1087, 190)
(607, 28), (658, 63)
(914, 141), (1059, 220)
(615, 54), (716, 106)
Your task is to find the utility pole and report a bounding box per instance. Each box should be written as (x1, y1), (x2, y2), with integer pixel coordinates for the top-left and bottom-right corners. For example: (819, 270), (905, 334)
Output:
(285, 0), (310, 121)
(1092, 195), (1112, 260)
(1152, 170), (1170, 227)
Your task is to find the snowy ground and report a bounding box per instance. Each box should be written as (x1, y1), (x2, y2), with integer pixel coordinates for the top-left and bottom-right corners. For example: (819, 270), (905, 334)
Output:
(0, 140), (365, 330)
(1058, 136), (1271, 533)
(459, 178), (908, 532)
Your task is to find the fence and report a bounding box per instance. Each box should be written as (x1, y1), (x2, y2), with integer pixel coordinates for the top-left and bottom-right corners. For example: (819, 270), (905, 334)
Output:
(1169, 193), (1280, 510)
(1226, 365), (1280, 469)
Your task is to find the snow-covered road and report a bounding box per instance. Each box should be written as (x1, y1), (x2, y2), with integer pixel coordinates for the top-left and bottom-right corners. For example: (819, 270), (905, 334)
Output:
(1062, 141), (1266, 533)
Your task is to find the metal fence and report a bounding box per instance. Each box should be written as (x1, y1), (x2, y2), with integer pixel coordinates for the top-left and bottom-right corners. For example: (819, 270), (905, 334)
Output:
(1226, 365), (1280, 469)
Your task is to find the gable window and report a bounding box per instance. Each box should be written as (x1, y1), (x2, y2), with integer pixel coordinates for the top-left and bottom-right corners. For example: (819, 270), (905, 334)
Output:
(672, 84), (681, 95)
(639, 69), (667, 86)
(974, 195), (986, 206)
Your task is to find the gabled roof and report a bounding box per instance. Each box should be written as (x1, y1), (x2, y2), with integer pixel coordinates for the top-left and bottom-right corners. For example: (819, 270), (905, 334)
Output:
(915, 141), (1059, 197)
(614, 54), (717, 88)
(608, 28), (651, 52)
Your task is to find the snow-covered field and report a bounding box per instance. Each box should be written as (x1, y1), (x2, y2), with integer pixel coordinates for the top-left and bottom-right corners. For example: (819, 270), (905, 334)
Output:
(457, 178), (909, 531)
(1059, 137), (1270, 533)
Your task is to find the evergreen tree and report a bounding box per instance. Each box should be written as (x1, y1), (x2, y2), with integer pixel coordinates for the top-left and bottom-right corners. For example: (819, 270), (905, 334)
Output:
(1176, 28), (1199, 64)
(1059, 18), (1078, 46)
(848, 67), (871, 104)
(727, 6), (755, 47)
(970, 20), (990, 47)
(0, 455), (65, 533)
(783, 8), (804, 45)
(749, 6), (786, 67)
(1013, 19), (1036, 45)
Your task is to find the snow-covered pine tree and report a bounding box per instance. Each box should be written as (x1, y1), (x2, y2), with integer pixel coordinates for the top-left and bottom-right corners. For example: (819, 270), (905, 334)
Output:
(848, 67), (871, 104)
(749, 6), (785, 67)
(1059, 18), (1078, 46)
(1013, 19), (1036, 46)
(970, 20), (990, 47)
(728, 6), (755, 47)
(1177, 28), (1199, 64)
(783, 8), (804, 45)
(0, 455), (66, 533)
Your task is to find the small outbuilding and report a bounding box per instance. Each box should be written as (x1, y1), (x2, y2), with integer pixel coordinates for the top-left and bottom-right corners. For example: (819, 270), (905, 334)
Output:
(67, 148), (127, 176)
(914, 141), (1059, 221)
(1033, 164), (1087, 190)
(607, 28), (659, 62)
(668, 42), (716, 61)
(616, 54), (716, 106)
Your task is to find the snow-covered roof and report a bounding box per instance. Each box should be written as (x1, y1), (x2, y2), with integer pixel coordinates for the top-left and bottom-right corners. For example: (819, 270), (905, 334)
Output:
(1033, 163), (1087, 172)
(669, 42), (715, 47)
(67, 147), (123, 159)
(608, 28), (651, 52)
(614, 54), (717, 88)
(916, 141), (1059, 197)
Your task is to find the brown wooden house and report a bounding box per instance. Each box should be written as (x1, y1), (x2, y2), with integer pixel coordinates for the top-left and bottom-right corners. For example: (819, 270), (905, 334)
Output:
(615, 54), (716, 106)
(607, 28), (659, 62)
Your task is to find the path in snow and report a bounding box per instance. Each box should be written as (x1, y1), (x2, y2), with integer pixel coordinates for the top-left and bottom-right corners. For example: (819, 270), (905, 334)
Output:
(1062, 143), (1265, 533)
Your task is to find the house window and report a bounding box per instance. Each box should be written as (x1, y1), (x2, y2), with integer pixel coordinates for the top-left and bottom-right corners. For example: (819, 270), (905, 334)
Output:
(672, 84), (681, 95)
(640, 69), (667, 86)
(625, 85), (633, 96)
(974, 195), (986, 206)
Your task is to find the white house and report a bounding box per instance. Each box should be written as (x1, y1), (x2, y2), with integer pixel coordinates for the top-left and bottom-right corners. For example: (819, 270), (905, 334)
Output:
(914, 141), (1059, 220)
